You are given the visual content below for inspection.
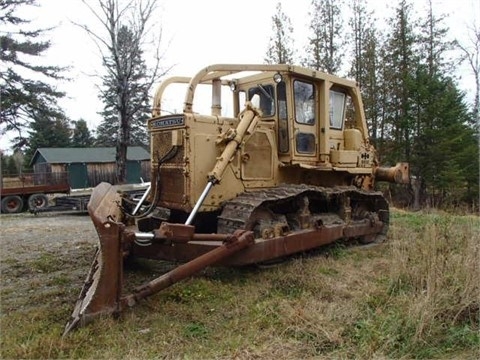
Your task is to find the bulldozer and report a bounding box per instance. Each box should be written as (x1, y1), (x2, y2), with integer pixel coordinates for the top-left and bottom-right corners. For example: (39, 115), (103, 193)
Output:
(64, 64), (409, 335)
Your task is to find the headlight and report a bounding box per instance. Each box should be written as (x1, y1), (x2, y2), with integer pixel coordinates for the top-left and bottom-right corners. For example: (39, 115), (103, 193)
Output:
(273, 72), (283, 83)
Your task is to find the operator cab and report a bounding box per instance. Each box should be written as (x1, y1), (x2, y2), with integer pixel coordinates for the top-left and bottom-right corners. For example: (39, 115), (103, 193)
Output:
(233, 72), (353, 167)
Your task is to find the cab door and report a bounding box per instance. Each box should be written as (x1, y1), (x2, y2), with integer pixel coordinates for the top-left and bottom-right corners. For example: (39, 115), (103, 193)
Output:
(240, 84), (276, 183)
(292, 79), (317, 159)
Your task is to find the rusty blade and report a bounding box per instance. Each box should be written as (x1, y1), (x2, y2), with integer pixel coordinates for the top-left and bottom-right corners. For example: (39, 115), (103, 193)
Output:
(63, 183), (125, 336)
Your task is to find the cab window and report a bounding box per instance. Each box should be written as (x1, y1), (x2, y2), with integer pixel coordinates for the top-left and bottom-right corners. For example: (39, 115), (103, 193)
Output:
(296, 133), (315, 153)
(248, 85), (275, 116)
(294, 80), (315, 124)
(239, 90), (246, 109)
(329, 90), (346, 129)
(277, 81), (289, 153)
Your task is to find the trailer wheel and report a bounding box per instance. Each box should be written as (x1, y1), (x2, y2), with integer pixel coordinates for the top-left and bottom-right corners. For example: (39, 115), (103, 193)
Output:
(1, 195), (24, 214)
(28, 193), (49, 211)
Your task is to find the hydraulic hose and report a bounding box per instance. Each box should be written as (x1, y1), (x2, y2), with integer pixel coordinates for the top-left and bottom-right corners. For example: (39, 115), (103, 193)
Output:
(124, 145), (179, 219)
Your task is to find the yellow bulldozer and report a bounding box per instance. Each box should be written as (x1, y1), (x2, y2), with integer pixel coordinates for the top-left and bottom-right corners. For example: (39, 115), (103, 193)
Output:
(64, 64), (409, 335)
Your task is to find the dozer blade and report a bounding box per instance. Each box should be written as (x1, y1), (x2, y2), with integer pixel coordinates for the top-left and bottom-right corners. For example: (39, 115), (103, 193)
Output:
(64, 183), (125, 336)
(63, 183), (256, 336)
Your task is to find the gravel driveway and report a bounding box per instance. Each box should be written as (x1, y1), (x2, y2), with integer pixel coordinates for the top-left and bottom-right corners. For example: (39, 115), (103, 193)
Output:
(0, 212), (99, 316)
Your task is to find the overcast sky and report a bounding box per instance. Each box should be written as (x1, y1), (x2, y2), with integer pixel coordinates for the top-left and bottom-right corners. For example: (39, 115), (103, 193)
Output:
(1, 0), (478, 151)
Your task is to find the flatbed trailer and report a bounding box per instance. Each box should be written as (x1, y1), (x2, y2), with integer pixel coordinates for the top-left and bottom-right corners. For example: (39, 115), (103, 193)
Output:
(30, 183), (151, 215)
(1, 171), (70, 213)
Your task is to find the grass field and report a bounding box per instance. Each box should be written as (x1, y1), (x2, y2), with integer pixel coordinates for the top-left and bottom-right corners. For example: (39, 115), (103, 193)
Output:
(1, 209), (479, 359)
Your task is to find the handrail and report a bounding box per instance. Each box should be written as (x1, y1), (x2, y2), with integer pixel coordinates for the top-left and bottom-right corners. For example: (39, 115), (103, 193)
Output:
(151, 76), (191, 117)
(151, 63), (360, 116)
(183, 64), (292, 113)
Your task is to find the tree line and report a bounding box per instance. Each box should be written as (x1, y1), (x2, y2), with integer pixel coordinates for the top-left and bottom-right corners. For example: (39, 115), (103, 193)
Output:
(266, 0), (479, 209)
(0, 0), (478, 209)
(0, 0), (162, 180)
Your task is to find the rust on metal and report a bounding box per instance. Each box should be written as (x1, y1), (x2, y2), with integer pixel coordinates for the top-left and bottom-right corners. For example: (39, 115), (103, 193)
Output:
(375, 162), (410, 184)
(64, 64), (410, 335)
(154, 222), (195, 243)
(63, 183), (124, 336)
(131, 217), (384, 266)
(65, 183), (390, 335)
(122, 230), (254, 307)
(1, 171), (70, 196)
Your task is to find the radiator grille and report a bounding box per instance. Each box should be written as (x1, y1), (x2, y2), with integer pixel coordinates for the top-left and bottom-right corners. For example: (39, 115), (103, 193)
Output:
(150, 131), (187, 210)
(151, 132), (184, 164)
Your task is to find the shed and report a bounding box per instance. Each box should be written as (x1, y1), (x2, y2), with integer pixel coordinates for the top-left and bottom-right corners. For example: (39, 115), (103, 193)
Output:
(30, 147), (151, 189)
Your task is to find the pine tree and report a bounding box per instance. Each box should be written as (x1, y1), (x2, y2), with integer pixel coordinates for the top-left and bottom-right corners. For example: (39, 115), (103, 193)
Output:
(95, 24), (150, 148)
(410, 1), (455, 184)
(411, 1), (479, 207)
(24, 114), (71, 166)
(0, 153), (18, 175)
(6, 155), (17, 175)
(0, 0), (67, 148)
(420, 0), (456, 77)
(381, 0), (419, 165)
(80, 0), (165, 183)
(94, 112), (117, 147)
(264, 2), (295, 64)
(347, 0), (382, 145)
(0, 153), (7, 175)
(71, 119), (94, 147)
(304, 0), (344, 74)
(377, 0), (479, 208)
(349, 0), (369, 82)
(410, 71), (476, 206)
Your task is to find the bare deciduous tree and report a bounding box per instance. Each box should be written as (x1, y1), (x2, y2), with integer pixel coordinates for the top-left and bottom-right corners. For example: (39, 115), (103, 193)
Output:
(458, 20), (480, 125)
(78, 0), (169, 183)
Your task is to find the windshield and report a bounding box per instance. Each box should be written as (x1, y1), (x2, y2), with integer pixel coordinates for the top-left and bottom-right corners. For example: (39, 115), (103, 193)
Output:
(248, 84), (275, 116)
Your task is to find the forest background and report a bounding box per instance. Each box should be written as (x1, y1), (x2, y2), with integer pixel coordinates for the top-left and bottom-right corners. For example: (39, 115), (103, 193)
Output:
(0, 0), (478, 210)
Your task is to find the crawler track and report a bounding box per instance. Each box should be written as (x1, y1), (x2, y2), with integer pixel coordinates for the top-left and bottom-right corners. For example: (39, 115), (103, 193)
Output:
(218, 184), (389, 243)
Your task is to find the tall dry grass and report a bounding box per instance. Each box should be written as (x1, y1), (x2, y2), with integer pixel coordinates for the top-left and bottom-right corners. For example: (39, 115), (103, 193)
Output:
(385, 211), (479, 356)
(1, 210), (478, 359)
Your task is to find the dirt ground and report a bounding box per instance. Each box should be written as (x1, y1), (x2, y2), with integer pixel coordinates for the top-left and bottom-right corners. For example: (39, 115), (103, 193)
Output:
(0, 212), (98, 316)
